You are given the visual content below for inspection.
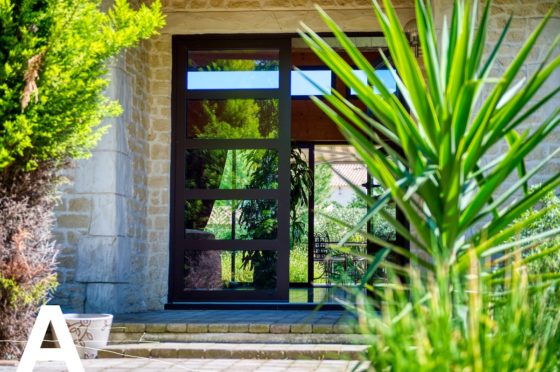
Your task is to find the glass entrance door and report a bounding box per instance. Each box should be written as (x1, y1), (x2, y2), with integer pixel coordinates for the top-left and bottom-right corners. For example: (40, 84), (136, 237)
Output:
(170, 38), (291, 302)
(289, 143), (403, 304)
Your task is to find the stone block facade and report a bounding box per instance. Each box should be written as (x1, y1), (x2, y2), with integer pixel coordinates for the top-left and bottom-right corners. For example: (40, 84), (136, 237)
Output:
(52, 0), (559, 312)
(53, 41), (156, 313)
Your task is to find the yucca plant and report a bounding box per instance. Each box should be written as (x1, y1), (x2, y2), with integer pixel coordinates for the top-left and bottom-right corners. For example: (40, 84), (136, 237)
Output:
(299, 0), (560, 281)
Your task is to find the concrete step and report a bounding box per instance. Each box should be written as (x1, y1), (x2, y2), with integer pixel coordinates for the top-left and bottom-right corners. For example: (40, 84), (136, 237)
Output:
(110, 320), (360, 343)
(109, 311), (363, 349)
(110, 331), (370, 345)
(99, 342), (369, 360)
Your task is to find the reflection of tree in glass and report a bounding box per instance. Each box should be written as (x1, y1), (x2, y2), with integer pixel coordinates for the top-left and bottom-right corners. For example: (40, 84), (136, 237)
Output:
(194, 59), (278, 140)
(290, 148), (311, 245)
(185, 149), (228, 189)
(217, 150), (278, 190)
(239, 150), (278, 289)
(198, 99), (263, 139)
(238, 148), (312, 289)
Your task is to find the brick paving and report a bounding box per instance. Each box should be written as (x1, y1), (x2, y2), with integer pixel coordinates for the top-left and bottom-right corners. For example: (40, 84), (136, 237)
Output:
(0, 358), (370, 371)
(113, 310), (354, 326)
(111, 310), (358, 336)
(108, 310), (363, 347)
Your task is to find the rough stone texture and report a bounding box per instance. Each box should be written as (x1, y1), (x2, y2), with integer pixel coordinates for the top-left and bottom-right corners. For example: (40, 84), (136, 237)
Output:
(75, 237), (131, 283)
(52, 0), (559, 313)
(52, 34), (159, 312)
(208, 324), (229, 332)
(187, 324), (209, 333)
(270, 324), (291, 333)
(167, 323), (188, 332)
(145, 323), (167, 332)
(228, 324), (250, 332)
(249, 324), (270, 333)
(161, 0), (415, 10)
(332, 324), (354, 334)
(123, 323), (146, 333)
(312, 324), (334, 334)
(290, 324), (312, 333)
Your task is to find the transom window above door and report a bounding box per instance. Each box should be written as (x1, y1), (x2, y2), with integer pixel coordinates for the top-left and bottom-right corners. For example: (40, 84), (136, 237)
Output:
(185, 43), (398, 97)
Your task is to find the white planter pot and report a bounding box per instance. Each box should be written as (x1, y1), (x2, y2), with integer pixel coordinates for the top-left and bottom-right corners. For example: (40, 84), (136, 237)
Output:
(63, 313), (113, 359)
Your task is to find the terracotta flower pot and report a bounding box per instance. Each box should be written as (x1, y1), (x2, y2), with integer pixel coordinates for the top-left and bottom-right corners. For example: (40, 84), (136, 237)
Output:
(63, 313), (113, 359)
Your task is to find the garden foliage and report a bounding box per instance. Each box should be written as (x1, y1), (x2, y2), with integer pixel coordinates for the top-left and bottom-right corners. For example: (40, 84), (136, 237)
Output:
(0, 0), (164, 171)
(301, 0), (560, 368)
(0, 0), (164, 359)
(359, 260), (560, 370)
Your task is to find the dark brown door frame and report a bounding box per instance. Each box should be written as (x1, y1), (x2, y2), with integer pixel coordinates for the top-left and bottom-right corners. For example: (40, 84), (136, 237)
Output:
(168, 33), (410, 306)
(169, 36), (292, 303)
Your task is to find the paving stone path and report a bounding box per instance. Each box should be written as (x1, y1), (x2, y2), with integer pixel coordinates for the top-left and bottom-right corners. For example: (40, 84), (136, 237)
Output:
(110, 310), (360, 340)
(113, 310), (354, 326)
(0, 358), (370, 371)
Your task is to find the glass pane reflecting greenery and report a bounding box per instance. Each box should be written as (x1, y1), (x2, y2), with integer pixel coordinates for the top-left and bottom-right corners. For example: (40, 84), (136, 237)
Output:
(184, 250), (277, 290)
(187, 99), (278, 139)
(188, 50), (279, 71)
(313, 145), (396, 242)
(289, 245), (329, 283)
(314, 163), (396, 242)
(185, 149), (278, 190)
(184, 200), (278, 240)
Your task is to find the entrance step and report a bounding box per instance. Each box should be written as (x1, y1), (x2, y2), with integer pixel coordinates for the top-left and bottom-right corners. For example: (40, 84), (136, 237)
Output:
(99, 342), (368, 360)
(110, 310), (363, 344)
(110, 331), (369, 345)
(110, 322), (364, 344)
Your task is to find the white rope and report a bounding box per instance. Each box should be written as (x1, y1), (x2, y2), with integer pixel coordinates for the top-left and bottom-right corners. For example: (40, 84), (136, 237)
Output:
(0, 340), (198, 371)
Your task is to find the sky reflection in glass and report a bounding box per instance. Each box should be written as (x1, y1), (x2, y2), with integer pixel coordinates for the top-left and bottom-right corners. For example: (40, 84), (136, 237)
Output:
(186, 68), (397, 96)
(351, 69), (397, 95)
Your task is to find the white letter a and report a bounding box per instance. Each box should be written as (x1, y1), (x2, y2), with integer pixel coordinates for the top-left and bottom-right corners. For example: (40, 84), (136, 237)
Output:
(17, 305), (84, 372)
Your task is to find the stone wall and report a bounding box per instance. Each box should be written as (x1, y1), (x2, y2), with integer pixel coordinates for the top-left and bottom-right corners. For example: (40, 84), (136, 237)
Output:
(52, 0), (559, 313)
(52, 41), (154, 313)
(488, 0), (559, 183)
(433, 0), (560, 184)
(160, 0), (416, 34)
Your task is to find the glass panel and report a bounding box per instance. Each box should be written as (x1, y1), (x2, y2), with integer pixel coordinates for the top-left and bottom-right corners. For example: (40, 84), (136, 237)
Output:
(185, 200), (278, 240)
(187, 99), (279, 139)
(187, 50), (279, 90)
(289, 287), (359, 304)
(350, 69), (397, 95)
(290, 147), (310, 283)
(313, 145), (367, 285)
(184, 250), (277, 290)
(370, 185), (397, 242)
(291, 70), (332, 96)
(185, 149), (278, 190)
